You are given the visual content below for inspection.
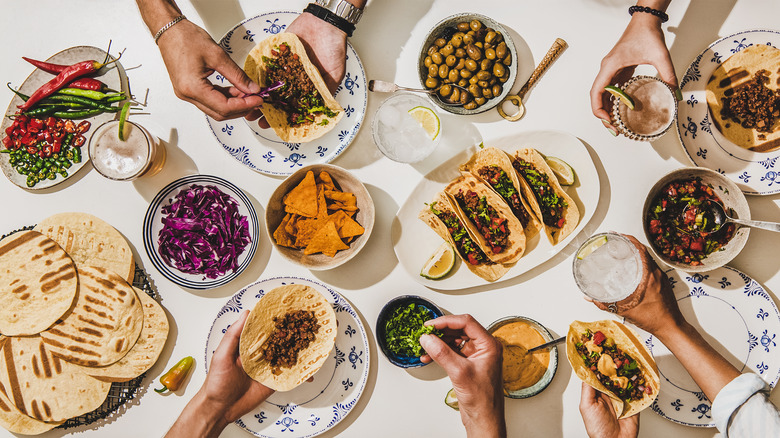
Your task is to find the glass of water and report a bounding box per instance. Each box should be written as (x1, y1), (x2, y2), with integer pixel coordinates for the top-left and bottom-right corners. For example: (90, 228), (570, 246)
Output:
(372, 93), (441, 163)
(572, 232), (643, 306)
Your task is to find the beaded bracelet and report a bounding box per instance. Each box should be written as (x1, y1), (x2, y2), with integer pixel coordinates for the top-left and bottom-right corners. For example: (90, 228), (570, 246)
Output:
(154, 15), (186, 44)
(628, 5), (669, 23)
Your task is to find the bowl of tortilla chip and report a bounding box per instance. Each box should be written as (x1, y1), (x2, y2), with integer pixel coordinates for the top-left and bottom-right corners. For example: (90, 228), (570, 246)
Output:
(266, 164), (374, 270)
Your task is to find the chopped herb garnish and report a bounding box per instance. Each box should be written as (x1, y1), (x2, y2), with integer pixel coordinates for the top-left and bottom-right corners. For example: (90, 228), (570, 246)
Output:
(384, 303), (442, 357)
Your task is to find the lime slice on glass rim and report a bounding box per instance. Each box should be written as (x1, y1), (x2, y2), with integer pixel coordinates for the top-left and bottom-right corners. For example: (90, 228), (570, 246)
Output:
(604, 85), (635, 110)
(408, 106), (440, 141)
(420, 242), (455, 280)
(545, 156), (576, 186)
(445, 388), (459, 411)
(117, 101), (131, 141)
(576, 235), (608, 260)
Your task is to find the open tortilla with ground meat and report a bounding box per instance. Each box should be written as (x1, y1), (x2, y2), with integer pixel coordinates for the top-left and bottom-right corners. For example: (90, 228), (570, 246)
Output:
(566, 320), (660, 419)
(239, 284), (337, 391)
(705, 44), (780, 152)
(244, 33), (343, 143)
(444, 172), (526, 264)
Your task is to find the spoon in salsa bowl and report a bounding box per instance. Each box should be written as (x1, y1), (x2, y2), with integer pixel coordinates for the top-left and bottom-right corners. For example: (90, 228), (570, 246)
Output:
(688, 200), (780, 234)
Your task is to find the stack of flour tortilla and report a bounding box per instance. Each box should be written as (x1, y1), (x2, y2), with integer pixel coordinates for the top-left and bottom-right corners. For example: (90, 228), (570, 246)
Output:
(0, 213), (169, 434)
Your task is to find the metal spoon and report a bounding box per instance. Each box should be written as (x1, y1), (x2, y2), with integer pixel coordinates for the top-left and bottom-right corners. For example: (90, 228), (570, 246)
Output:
(368, 79), (466, 106)
(527, 336), (565, 353)
(697, 200), (780, 233)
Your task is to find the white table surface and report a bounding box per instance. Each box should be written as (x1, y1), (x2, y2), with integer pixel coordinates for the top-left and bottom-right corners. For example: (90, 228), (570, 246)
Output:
(1, 1), (779, 437)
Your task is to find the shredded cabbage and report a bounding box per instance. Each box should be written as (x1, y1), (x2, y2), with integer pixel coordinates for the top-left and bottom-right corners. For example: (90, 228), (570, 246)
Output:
(157, 184), (251, 279)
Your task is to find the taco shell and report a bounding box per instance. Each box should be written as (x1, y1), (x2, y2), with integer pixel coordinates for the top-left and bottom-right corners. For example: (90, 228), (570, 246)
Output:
(244, 33), (343, 143)
(460, 147), (542, 241)
(705, 44), (780, 152)
(418, 192), (509, 282)
(566, 320), (660, 419)
(239, 285), (337, 392)
(444, 172), (526, 264)
(512, 148), (579, 245)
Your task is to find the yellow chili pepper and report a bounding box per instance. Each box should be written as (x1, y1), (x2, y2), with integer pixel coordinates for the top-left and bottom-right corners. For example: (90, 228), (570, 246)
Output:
(155, 356), (194, 394)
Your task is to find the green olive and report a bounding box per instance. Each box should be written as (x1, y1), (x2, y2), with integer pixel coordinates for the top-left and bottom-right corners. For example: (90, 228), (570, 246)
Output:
(485, 31), (497, 45)
(464, 101), (478, 110)
(480, 59), (493, 72)
(460, 91), (471, 104)
(493, 63), (506, 78)
(482, 87), (493, 99)
(492, 84), (503, 97)
(455, 48), (467, 59)
(460, 69), (472, 79)
(463, 34), (474, 45)
(474, 97), (487, 105)
(499, 75), (509, 83)
(428, 64), (438, 77)
(468, 84), (482, 98)
(457, 22), (470, 32)
(476, 70), (491, 81)
(466, 44), (482, 61)
(457, 78), (468, 87)
(425, 76), (439, 89)
(489, 77), (497, 86)
(450, 87), (461, 102)
(428, 45), (438, 56)
(493, 32), (504, 44)
(470, 20), (482, 32)
(477, 80), (490, 88)
(448, 68), (459, 82)
(465, 59), (478, 72)
(469, 76), (479, 85)
(485, 48), (496, 60)
(495, 42), (507, 59)
(431, 52), (443, 65)
(455, 58), (466, 70)
(435, 38), (447, 48)
(439, 84), (452, 98)
(440, 44), (454, 57)
(438, 64), (449, 79)
(446, 55), (457, 67)
(424, 56), (433, 68)
(502, 52), (512, 66)
(474, 41), (483, 49)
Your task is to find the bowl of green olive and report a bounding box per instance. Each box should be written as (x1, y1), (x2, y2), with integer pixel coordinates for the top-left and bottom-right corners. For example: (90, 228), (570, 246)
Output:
(419, 13), (517, 115)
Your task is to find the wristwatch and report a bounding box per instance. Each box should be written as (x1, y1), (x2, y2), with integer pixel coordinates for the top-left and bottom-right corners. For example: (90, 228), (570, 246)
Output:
(314, 0), (363, 25)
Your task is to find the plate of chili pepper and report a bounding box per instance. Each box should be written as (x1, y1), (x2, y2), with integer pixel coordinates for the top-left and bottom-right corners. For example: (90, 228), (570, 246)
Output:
(0, 45), (127, 189)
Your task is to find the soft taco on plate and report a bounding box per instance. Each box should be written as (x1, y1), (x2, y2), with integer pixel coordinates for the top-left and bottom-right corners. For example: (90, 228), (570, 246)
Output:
(705, 44), (780, 152)
(418, 192), (509, 282)
(460, 146), (542, 241)
(239, 284), (337, 391)
(511, 148), (579, 245)
(244, 33), (343, 143)
(444, 172), (526, 264)
(566, 320), (660, 419)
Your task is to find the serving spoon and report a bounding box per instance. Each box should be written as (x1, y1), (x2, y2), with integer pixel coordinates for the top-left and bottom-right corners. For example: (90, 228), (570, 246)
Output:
(526, 336), (566, 353)
(368, 79), (467, 106)
(694, 200), (780, 233)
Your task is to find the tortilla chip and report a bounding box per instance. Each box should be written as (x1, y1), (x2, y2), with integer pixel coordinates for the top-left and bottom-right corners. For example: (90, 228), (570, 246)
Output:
(304, 221), (349, 257)
(316, 184), (328, 220)
(317, 171), (336, 191)
(274, 214), (297, 248)
(285, 214), (299, 235)
(328, 210), (364, 239)
(284, 171), (318, 217)
(325, 190), (356, 207)
(294, 218), (322, 248)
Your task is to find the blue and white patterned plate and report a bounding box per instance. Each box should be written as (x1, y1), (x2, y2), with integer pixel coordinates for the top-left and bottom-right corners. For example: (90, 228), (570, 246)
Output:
(142, 174), (259, 290)
(677, 30), (780, 195)
(206, 11), (367, 176)
(205, 277), (370, 438)
(629, 266), (780, 427)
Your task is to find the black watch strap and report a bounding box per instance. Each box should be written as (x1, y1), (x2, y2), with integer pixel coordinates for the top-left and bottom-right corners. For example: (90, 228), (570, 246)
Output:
(304, 3), (356, 37)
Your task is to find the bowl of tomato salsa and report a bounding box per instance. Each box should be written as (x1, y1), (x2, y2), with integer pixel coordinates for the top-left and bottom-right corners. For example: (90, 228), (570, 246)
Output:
(642, 167), (750, 272)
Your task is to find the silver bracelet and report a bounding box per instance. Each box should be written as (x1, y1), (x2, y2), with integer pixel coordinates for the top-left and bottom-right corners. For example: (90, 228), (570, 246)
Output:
(153, 15), (186, 44)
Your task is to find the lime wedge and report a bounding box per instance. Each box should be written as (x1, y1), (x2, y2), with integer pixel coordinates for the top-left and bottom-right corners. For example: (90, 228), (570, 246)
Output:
(445, 388), (459, 411)
(545, 156), (576, 186)
(577, 236), (608, 260)
(118, 101), (131, 141)
(420, 242), (455, 280)
(604, 85), (635, 110)
(408, 106), (440, 140)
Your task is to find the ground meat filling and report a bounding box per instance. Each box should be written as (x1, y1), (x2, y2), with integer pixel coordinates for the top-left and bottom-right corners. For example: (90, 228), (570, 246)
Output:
(511, 158), (567, 229)
(429, 202), (490, 266)
(262, 42), (337, 127)
(721, 70), (780, 136)
(477, 165), (531, 227)
(454, 190), (509, 255)
(261, 310), (320, 373)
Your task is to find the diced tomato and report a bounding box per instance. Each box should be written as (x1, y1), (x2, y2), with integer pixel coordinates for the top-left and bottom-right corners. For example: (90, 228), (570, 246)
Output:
(2, 136), (12, 148)
(690, 239), (704, 252)
(492, 246), (501, 254)
(466, 253), (479, 265)
(592, 331), (606, 345)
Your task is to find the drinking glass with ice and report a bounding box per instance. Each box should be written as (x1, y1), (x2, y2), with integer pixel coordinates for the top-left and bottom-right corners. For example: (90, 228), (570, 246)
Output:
(372, 93), (441, 163)
(573, 232), (643, 305)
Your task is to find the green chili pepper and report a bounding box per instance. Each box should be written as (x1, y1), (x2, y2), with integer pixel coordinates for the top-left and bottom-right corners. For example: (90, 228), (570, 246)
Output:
(155, 356), (194, 393)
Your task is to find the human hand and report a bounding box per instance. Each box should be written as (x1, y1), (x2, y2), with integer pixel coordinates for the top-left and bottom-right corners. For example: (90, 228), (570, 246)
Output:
(590, 13), (678, 135)
(419, 314), (506, 438)
(589, 235), (685, 339)
(579, 382), (639, 438)
(156, 20), (264, 120)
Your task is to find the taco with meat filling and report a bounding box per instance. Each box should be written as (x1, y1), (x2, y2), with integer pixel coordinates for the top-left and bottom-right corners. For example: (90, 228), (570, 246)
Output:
(566, 320), (660, 419)
(444, 172), (526, 264)
(244, 33), (343, 143)
(511, 148), (579, 245)
(460, 146), (542, 241)
(239, 284), (337, 391)
(418, 192), (510, 282)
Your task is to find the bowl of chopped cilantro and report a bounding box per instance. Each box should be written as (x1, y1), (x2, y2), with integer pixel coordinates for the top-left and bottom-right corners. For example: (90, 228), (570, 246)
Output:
(376, 295), (444, 368)
(643, 167), (750, 272)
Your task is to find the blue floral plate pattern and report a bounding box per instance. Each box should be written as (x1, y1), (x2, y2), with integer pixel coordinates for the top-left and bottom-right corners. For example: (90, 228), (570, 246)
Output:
(676, 30), (780, 195)
(205, 277), (370, 438)
(206, 11), (367, 176)
(630, 266), (780, 427)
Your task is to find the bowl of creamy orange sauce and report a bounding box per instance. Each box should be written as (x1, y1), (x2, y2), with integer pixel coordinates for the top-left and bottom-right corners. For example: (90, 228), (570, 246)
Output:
(487, 316), (558, 398)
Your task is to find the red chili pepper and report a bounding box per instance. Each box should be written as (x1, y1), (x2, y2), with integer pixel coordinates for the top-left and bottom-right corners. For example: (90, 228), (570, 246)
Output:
(26, 146), (37, 155)
(2, 136), (12, 149)
(18, 55), (119, 112)
(76, 120), (91, 134)
(63, 120), (76, 133)
(73, 135), (85, 148)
